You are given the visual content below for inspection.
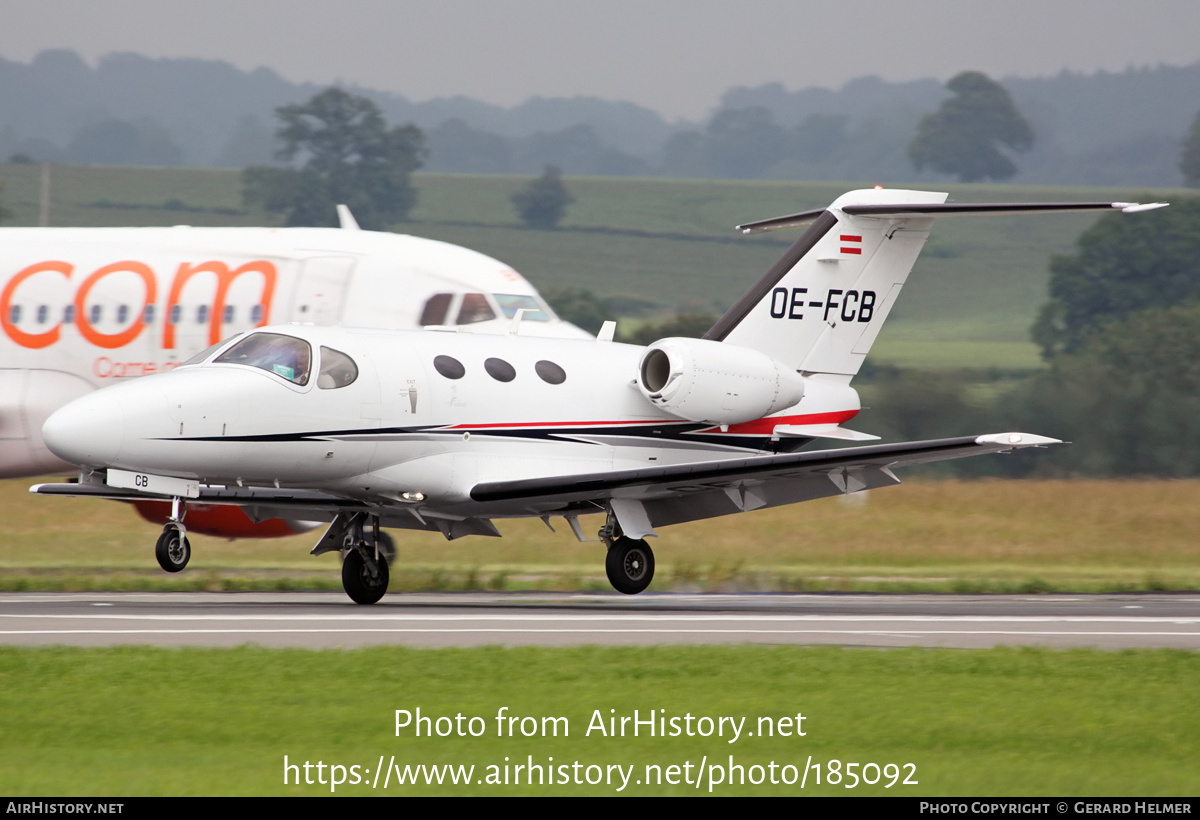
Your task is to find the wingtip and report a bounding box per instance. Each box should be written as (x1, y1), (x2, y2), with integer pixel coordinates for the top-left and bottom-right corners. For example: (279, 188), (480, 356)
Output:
(1116, 202), (1169, 213)
(974, 433), (1062, 448)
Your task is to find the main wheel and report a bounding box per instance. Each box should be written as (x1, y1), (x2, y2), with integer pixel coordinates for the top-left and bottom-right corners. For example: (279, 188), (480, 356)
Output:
(342, 548), (390, 605)
(605, 537), (655, 594)
(155, 527), (191, 573)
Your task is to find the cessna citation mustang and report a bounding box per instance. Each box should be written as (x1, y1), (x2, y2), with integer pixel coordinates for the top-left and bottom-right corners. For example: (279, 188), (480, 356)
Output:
(1, 207), (586, 541)
(33, 188), (1166, 603)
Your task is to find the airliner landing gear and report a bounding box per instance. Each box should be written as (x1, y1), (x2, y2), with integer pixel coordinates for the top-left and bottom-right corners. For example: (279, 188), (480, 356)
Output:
(154, 496), (190, 572)
(342, 548), (389, 605)
(155, 525), (191, 572)
(605, 536), (655, 594)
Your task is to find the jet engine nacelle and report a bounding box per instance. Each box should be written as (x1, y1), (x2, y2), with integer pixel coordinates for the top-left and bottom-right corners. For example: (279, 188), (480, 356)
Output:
(636, 337), (806, 425)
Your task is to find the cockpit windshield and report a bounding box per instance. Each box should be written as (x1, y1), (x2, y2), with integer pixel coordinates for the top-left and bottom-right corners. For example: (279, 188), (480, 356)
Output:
(178, 338), (235, 368)
(214, 332), (312, 385)
(494, 294), (550, 321)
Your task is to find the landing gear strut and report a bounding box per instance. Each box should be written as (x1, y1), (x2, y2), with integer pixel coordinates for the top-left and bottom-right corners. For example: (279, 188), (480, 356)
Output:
(154, 496), (190, 572)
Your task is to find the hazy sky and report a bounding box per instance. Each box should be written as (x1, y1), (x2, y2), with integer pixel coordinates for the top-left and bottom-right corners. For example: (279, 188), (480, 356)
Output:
(4, 0), (1199, 120)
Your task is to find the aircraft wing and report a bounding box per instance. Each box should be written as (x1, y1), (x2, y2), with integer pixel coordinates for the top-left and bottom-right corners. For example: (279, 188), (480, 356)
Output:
(469, 433), (1061, 531)
(31, 432), (1059, 537)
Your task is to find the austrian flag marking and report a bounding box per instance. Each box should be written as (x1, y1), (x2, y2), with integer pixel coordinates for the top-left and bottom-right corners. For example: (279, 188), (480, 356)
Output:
(840, 234), (862, 255)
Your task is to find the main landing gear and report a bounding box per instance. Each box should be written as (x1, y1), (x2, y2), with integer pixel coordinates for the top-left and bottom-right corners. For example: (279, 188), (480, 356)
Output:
(312, 512), (394, 605)
(598, 507), (655, 594)
(154, 496), (190, 573)
(342, 547), (389, 606)
(605, 536), (655, 594)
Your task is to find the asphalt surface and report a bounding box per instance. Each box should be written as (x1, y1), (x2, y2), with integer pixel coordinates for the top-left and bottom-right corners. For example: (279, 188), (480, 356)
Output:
(1, 591), (1197, 649)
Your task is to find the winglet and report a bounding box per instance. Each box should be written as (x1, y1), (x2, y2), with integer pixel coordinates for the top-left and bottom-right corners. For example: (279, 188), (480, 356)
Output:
(974, 432), (1062, 448)
(336, 204), (361, 230)
(1116, 202), (1170, 213)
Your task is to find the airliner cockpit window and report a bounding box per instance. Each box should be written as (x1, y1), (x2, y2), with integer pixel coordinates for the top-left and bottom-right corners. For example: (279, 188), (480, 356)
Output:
(214, 332), (312, 385)
(456, 293), (496, 324)
(318, 346), (358, 389)
(494, 294), (550, 321)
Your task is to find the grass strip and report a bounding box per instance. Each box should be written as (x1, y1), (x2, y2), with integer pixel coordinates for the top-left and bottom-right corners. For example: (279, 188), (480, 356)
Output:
(0, 645), (1196, 796)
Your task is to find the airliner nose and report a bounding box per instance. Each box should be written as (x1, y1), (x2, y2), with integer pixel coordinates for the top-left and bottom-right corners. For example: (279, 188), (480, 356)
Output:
(42, 389), (127, 469)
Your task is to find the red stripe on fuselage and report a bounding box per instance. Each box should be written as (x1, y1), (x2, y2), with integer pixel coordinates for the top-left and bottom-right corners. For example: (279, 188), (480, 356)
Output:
(441, 410), (859, 436)
(442, 419), (672, 430)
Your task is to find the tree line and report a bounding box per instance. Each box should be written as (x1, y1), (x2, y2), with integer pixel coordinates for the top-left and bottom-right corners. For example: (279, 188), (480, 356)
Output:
(4, 49), (1200, 186)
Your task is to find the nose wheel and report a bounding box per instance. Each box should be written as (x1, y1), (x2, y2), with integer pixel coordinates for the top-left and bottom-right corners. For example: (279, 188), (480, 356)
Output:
(155, 525), (191, 573)
(605, 536), (655, 594)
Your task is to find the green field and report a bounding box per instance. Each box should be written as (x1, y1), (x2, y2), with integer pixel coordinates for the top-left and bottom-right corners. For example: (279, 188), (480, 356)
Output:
(1, 163), (1191, 369)
(1, 645), (1196, 796)
(6, 477), (1199, 593)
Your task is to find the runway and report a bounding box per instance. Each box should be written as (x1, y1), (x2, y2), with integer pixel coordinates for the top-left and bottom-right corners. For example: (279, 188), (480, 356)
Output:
(1, 591), (1198, 649)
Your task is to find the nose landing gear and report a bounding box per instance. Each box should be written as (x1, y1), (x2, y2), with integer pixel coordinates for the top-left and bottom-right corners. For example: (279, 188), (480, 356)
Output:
(154, 525), (191, 572)
(154, 496), (190, 572)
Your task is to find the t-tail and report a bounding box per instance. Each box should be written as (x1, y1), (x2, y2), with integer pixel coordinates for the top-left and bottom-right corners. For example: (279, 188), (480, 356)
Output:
(704, 188), (1168, 381)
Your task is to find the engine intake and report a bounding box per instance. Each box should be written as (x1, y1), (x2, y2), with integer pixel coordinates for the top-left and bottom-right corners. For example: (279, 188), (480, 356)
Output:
(637, 337), (805, 425)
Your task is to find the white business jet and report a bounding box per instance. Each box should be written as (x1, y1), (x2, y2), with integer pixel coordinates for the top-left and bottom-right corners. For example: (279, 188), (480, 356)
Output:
(33, 189), (1166, 603)
(1, 209), (587, 539)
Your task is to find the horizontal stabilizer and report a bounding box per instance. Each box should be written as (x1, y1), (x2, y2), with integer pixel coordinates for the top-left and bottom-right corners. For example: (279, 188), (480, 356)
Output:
(738, 200), (1169, 234)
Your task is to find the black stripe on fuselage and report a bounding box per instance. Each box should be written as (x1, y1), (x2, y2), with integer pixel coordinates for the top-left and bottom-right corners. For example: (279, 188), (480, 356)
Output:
(154, 421), (812, 452)
(703, 209), (839, 342)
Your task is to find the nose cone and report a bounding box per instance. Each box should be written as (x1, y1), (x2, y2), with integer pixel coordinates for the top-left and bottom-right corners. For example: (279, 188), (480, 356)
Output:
(42, 389), (127, 469)
(42, 378), (173, 471)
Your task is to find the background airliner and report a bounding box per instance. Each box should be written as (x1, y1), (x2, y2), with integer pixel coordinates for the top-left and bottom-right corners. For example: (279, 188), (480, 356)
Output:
(2, 213), (587, 538)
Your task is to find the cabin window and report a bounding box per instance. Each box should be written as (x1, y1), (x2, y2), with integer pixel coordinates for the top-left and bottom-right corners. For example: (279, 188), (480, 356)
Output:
(214, 332), (312, 385)
(251, 305), (264, 324)
(197, 305), (208, 324)
(8, 305), (20, 324)
(494, 294), (550, 321)
(223, 305), (235, 323)
(456, 293), (496, 325)
(535, 360), (567, 385)
(433, 355), (465, 380)
(36, 305), (48, 324)
(89, 305), (102, 324)
(419, 293), (453, 326)
(143, 305), (156, 323)
(484, 357), (516, 383)
(116, 305), (129, 324)
(170, 305), (182, 324)
(64, 305), (75, 323)
(318, 346), (359, 389)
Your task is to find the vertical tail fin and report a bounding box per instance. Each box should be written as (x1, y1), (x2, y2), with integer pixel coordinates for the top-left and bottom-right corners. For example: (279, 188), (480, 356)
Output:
(704, 189), (1167, 379)
(705, 188), (946, 377)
